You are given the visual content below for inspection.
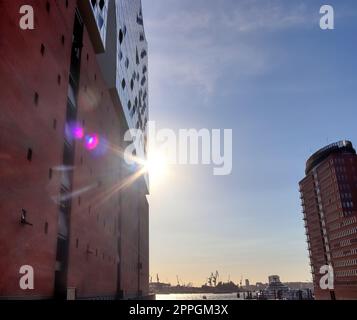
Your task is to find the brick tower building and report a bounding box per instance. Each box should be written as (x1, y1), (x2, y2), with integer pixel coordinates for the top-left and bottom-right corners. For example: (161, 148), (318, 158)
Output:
(299, 141), (357, 300)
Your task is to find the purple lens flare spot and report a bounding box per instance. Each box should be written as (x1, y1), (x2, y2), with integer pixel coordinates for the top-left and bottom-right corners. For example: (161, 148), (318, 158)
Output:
(72, 125), (84, 140)
(85, 133), (99, 150)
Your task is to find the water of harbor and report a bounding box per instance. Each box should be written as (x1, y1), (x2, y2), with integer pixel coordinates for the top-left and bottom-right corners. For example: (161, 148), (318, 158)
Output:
(156, 293), (247, 300)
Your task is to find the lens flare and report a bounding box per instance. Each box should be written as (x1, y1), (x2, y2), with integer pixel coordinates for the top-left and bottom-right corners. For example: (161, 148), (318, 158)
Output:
(73, 125), (84, 139)
(85, 134), (99, 150)
(92, 136), (109, 156)
(65, 122), (84, 141)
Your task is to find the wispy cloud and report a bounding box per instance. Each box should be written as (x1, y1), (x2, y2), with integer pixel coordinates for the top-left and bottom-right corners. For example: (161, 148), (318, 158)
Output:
(221, 1), (314, 32)
(143, 0), (315, 99)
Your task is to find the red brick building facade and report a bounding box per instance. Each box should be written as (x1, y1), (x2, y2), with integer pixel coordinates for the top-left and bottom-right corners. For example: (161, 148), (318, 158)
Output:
(300, 141), (357, 300)
(0, 0), (149, 299)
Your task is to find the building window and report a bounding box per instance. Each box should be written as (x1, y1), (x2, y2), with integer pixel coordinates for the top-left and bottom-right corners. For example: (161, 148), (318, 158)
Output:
(141, 49), (147, 59)
(27, 148), (33, 162)
(99, 0), (105, 10)
(119, 29), (123, 44)
(40, 44), (45, 56)
(34, 92), (39, 105)
(136, 47), (139, 65)
(141, 76), (146, 86)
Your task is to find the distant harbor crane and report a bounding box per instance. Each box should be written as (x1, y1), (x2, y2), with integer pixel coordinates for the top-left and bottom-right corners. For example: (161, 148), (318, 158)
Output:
(207, 271), (220, 287)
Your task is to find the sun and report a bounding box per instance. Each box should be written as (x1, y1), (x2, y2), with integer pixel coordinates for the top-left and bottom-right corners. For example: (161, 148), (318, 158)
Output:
(145, 149), (169, 186)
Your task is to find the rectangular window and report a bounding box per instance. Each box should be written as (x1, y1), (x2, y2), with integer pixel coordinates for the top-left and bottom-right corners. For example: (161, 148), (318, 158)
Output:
(27, 148), (33, 161)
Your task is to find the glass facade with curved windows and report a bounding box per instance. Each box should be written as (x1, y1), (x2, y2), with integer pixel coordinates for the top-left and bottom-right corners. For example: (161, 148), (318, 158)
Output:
(90, 0), (109, 46)
(116, 0), (149, 158)
(95, 0), (149, 165)
(79, 0), (109, 53)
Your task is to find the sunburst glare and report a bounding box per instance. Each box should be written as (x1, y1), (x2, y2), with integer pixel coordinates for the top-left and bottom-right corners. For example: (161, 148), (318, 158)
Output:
(145, 149), (169, 187)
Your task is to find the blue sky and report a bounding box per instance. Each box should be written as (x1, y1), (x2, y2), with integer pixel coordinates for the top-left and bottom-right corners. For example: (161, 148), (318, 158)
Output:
(142, 0), (357, 285)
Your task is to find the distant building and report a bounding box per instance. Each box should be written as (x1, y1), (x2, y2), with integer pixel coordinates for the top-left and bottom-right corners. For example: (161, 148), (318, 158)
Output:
(263, 275), (290, 299)
(261, 275), (312, 300)
(245, 279), (250, 287)
(0, 0), (149, 299)
(284, 282), (314, 290)
(299, 140), (357, 300)
(255, 282), (266, 290)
